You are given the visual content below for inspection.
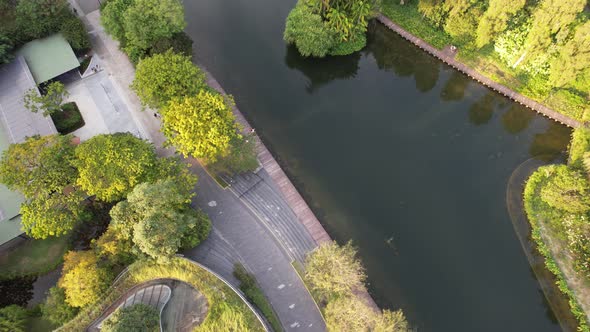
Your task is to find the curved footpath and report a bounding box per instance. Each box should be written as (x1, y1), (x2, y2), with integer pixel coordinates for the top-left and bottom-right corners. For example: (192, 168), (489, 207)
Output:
(376, 14), (582, 129)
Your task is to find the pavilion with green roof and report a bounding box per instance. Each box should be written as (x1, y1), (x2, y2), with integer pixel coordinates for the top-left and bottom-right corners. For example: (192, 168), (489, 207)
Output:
(16, 33), (80, 84)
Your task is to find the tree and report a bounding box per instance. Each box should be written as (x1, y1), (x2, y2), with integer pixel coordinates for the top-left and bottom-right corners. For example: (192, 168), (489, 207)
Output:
(162, 91), (239, 161)
(443, 0), (483, 44)
(0, 134), (77, 198)
(123, 0), (185, 51)
(418, 0), (447, 27)
(0, 33), (14, 65)
(549, 21), (590, 87)
(23, 81), (69, 116)
(58, 250), (113, 308)
(74, 133), (161, 202)
(305, 241), (366, 301)
(284, 4), (335, 57)
(60, 14), (90, 50)
(132, 50), (206, 108)
(0, 305), (27, 332)
(540, 165), (590, 213)
(324, 296), (375, 332)
(20, 190), (88, 238)
(373, 310), (409, 332)
(101, 0), (135, 43)
(110, 179), (209, 261)
(41, 287), (79, 326)
(475, 0), (525, 48)
(522, 0), (586, 64)
(149, 32), (194, 58)
(101, 304), (159, 332)
(15, 0), (69, 40)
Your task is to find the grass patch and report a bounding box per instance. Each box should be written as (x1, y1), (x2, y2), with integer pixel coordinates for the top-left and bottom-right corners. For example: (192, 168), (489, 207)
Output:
(233, 263), (283, 332)
(57, 258), (265, 332)
(0, 236), (69, 279)
(51, 102), (85, 134)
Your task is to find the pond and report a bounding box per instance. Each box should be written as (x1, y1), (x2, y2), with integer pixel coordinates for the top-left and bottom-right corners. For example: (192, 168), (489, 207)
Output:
(184, 0), (571, 331)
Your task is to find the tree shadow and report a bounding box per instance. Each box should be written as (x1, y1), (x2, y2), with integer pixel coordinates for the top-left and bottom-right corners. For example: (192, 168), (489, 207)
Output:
(365, 21), (441, 93)
(440, 71), (470, 101)
(529, 122), (571, 161)
(501, 104), (535, 134)
(468, 92), (496, 125)
(284, 44), (361, 94)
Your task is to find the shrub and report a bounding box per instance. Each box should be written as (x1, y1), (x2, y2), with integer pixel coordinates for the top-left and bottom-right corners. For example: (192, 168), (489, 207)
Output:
(569, 128), (590, 168)
(51, 102), (85, 134)
(329, 30), (367, 56)
(101, 304), (159, 332)
(209, 134), (259, 175)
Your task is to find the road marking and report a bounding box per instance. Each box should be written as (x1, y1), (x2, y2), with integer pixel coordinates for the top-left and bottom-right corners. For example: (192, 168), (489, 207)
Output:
(267, 267), (272, 271)
(277, 284), (285, 289)
(289, 303), (295, 309)
(290, 322), (300, 328)
(208, 200), (217, 207)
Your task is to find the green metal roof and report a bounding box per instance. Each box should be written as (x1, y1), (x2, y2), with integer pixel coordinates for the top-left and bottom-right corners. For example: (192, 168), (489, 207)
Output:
(0, 124), (24, 245)
(16, 33), (80, 84)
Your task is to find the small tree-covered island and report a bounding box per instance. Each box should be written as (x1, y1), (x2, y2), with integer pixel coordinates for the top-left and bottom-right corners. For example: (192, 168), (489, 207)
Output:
(0, 0), (589, 331)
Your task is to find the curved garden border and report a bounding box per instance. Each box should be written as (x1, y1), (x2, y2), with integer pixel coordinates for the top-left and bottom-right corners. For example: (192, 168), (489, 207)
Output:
(56, 257), (268, 332)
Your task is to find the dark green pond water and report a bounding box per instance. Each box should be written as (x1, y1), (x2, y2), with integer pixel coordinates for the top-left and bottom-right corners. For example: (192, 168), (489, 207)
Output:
(184, 0), (571, 331)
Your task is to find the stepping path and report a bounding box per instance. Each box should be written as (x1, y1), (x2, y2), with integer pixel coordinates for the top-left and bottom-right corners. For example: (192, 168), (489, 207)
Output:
(376, 14), (582, 129)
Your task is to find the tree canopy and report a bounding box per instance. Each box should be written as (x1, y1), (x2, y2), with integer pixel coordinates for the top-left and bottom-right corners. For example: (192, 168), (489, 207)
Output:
(475, 0), (525, 48)
(162, 91), (239, 161)
(102, 304), (159, 332)
(23, 81), (69, 116)
(0, 134), (77, 198)
(73, 133), (161, 202)
(305, 241), (366, 301)
(109, 179), (209, 261)
(549, 21), (590, 87)
(0, 305), (27, 332)
(284, 3), (336, 57)
(20, 190), (88, 239)
(540, 165), (590, 213)
(132, 50), (206, 108)
(58, 250), (113, 308)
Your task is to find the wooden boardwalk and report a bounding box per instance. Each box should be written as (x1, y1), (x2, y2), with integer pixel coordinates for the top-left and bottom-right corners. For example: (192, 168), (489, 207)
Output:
(376, 14), (582, 129)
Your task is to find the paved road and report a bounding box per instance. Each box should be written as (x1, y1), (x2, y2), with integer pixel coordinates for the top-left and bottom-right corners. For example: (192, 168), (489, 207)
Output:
(80, 8), (326, 331)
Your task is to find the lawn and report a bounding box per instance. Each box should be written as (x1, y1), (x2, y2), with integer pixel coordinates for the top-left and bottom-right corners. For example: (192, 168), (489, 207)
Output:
(0, 236), (69, 279)
(51, 102), (85, 134)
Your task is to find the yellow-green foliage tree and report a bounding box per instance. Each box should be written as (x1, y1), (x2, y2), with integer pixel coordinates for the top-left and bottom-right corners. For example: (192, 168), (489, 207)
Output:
(540, 165), (590, 213)
(0, 134), (77, 198)
(20, 190), (87, 239)
(549, 21), (590, 87)
(74, 133), (160, 202)
(132, 50), (206, 108)
(443, 0), (483, 44)
(162, 91), (239, 161)
(324, 296), (376, 332)
(523, 0), (586, 64)
(305, 241), (366, 301)
(475, 0), (525, 48)
(418, 0), (447, 27)
(58, 250), (113, 308)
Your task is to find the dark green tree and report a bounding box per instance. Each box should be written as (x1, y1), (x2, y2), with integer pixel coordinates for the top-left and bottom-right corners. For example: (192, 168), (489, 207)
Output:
(0, 33), (14, 65)
(475, 0), (526, 48)
(15, 0), (69, 40)
(41, 287), (79, 326)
